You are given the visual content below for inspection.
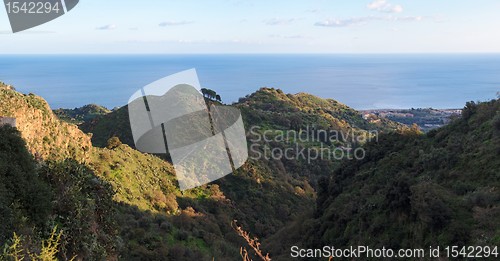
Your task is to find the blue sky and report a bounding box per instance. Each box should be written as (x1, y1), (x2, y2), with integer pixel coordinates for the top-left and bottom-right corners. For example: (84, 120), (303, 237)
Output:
(1, 0), (500, 53)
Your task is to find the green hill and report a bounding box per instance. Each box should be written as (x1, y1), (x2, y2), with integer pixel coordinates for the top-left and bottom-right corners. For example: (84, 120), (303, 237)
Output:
(3, 83), (495, 260)
(54, 104), (111, 125)
(266, 99), (500, 260)
(1, 85), (353, 260)
(0, 87), (238, 259)
(237, 87), (401, 132)
(79, 105), (134, 148)
(79, 88), (404, 149)
(72, 87), (409, 248)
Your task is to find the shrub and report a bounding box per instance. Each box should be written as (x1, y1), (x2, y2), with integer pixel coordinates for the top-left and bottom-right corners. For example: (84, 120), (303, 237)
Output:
(106, 136), (122, 149)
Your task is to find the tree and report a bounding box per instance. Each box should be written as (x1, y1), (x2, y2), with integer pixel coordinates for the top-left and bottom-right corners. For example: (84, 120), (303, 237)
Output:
(201, 88), (208, 98)
(201, 88), (222, 102)
(207, 89), (216, 100)
(462, 101), (477, 119)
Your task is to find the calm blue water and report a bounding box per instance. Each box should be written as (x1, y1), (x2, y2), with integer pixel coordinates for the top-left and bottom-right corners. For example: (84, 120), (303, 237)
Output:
(0, 54), (499, 109)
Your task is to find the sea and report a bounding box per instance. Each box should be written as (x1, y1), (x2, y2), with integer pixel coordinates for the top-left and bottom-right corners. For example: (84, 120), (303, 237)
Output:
(0, 54), (499, 110)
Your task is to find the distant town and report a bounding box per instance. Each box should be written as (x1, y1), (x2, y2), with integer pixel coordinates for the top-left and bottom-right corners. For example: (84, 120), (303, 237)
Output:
(361, 108), (462, 132)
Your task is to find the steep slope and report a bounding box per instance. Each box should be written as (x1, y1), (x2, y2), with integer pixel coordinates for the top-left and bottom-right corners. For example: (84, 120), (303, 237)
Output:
(0, 88), (92, 162)
(73, 87), (409, 242)
(0, 125), (118, 260)
(76, 88), (405, 202)
(69, 87), (412, 251)
(2, 84), (434, 260)
(267, 99), (500, 260)
(1, 86), (176, 214)
(0, 126), (51, 243)
(0, 86), (229, 259)
(0, 85), (321, 260)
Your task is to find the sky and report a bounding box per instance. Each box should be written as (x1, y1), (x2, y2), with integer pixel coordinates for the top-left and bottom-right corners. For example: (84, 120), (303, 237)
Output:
(0, 0), (500, 54)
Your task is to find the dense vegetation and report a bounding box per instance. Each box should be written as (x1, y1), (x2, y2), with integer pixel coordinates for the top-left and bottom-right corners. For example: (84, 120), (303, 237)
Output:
(237, 88), (402, 132)
(0, 126), (51, 244)
(266, 99), (500, 260)
(0, 126), (117, 260)
(1, 84), (498, 260)
(2, 86), (333, 260)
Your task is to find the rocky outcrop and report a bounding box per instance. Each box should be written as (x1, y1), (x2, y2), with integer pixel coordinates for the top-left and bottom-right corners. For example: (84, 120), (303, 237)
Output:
(0, 88), (92, 162)
(0, 117), (16, 127)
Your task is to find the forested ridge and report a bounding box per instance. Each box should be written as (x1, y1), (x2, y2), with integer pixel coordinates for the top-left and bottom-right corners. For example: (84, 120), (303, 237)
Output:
(1, 84), (498, 260)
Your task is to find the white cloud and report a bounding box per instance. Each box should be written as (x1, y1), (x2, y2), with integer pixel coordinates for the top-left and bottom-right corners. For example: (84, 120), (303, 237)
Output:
(315, 15), (424, 28)
(394, 16), (423, 22)
(264, 18), (298, 25)
(367, 0), (403, 13)
(285, 35), (306, 39)
(367, 0), (386, 10)
(315, 17), (382, 27)
(158, 21), (193, 26)
(96, 24), (116, 30)
(391, 5), (403, 13)
(269, 34), (309, 39)
(306, 9), (321, 13)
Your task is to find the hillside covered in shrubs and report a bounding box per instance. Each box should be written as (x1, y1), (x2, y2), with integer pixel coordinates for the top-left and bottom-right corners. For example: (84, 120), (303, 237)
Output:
(266, 99), (500, 260)
(1, 83), (497, 260)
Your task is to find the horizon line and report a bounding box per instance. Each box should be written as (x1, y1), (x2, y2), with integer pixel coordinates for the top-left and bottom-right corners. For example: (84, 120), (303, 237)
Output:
(1, 52), (500, 56)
